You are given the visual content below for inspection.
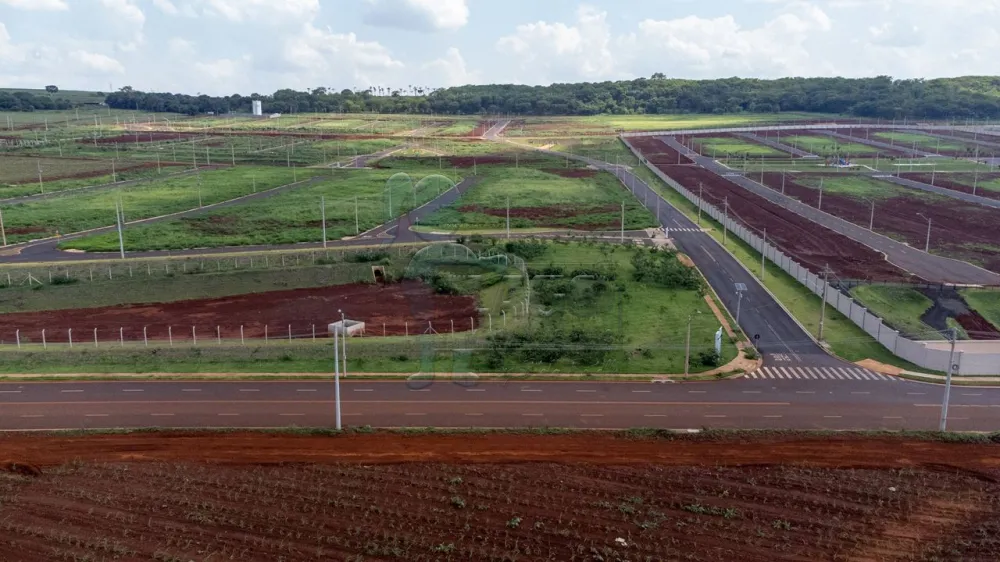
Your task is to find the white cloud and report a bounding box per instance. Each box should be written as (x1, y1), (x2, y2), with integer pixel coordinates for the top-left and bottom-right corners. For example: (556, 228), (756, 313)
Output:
(69, 50), (125, 74)
(497, 6), (615, 82)
(167, 37), (194, 56)
(0, 22), (25, 63)
(99, 0), (144, 25)
(421, 47), (479, 86)
(151, 0), (177, 15)
(203, 0), (319, 23)
(283, 23), (403, 84)
(364, 0), (469, 32)
(0, 0), (68, 11)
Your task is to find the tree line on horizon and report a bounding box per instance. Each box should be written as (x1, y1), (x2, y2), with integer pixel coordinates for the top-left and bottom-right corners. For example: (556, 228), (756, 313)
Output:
(5, 76), (1000, 119)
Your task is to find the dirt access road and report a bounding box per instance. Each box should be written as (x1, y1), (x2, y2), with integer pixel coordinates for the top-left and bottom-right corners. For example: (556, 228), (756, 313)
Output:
(0, 432), (998, 562)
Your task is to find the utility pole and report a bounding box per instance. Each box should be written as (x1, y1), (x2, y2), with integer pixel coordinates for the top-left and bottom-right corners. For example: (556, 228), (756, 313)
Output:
(37, 160), (43, 193)
(684, 315), (693, 376)
(869, 199), (875, 231)
(354, 196), (359, 235)
(698, 183), (703, 226)
(506, 196), (511, 239)
(781, 171), (786, 195)
(321, 196), (328, 249)
(197, 174), (203, 207)
(115, 200), (125, 260)
(924, 216), (931, 252)
(760, 228), (766, 279)
(973, 169), (979, 196)
(939, 327), (958, 431)
(334, 318), (342, 431)
(723, 197), (729, 245)
(620, 201), (625, 242)
(817, 178), (824, 211)
(818, 265), (830, 341)
(0, 206), (6, 246)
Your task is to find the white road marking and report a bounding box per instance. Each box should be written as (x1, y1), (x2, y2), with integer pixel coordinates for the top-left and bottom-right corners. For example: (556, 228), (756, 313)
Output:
(466, 389), (486, 392)
(742, 391), (762, 394)
(907, 392), (926, 396)
(182, 389), (202, 392)
(353, 389), (374, 392)
(851, 391), (871, 395)
(763, 415), (783, 418)
(20, 414), (43, 418)
(963, 393), (983, 397)
(704, 414), (727, 418)
(644, 414), (667, 417)
(823, 415), (842, 419)
(85, 414), (109, 417)
(0, 390), (21, 394)
(218, 413), (239, 417)
(522, 413), (544, 417)
(465, 413), (483, 416)
(688, 390), (707, 394)
(632, 390), (651, 393)
(279, 413), (305, 417)
(576, 389), (597, 393)
(883, 416), (903, 419)
(122, 389), (144, 393)
(239, 389), (260, 392)
(61, 390), (83, 393)
(580, 414), (604, 417)
(409, 389), (431, 392)
(297, 389), (318, 392)
(150, 413), (174, 417)
(405, 413), (426, 416)
(796, 391), (816, 394)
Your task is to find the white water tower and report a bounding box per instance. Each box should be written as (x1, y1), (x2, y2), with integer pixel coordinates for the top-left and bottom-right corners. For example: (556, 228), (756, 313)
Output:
(252, 100), (262, 117)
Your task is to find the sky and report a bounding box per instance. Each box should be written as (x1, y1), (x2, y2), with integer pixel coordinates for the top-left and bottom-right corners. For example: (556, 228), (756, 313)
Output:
(0, 0), (998, 96)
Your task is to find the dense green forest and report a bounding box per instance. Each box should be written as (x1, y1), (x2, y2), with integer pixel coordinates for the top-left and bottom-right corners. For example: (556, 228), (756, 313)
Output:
(0, 89), (75, 111)
(14, 76), (1000, 119)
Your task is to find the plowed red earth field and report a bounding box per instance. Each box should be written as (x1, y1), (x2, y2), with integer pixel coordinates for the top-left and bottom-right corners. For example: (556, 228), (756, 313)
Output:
(901, 172), (1000, 201)
(0, 432), (998, 562)
(636, 156), (910, 281)
(628, 136), (693, 165)
(762, 172), (1000, 274)
(93, 132), (199, 144)
(0, 280), (476, 343)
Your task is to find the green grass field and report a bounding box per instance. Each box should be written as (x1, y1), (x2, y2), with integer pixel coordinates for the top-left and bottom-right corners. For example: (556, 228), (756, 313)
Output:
(2, 166), (324, 244)
(421, 167), (656, 231)
(850, 285), (943, 340)
(960, 289), (1000, 331)
(693, 137), (784, 157)
(61, 168), (460, 251)
(783, 135), (880, 156)
(791, 175), (918, 201)
(874, 132), (969, 152)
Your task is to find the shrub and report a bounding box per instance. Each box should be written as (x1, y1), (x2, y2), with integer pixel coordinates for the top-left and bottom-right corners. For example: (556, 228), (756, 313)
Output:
(49, 276), (79, 286)
(698, 350), (721, 367)
(631, 248), (701, 290)
(347, 250), (389, 263)
(504, 239), (548, 260)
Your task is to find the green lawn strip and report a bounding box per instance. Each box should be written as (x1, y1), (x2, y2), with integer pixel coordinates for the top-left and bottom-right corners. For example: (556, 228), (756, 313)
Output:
(873, 132), (969, 152)
(618, 142), (932, 370)
(960, 289), (1000, 331)
(420, 167), (657, 231)
(436, 120), (480, 136)
(792, 174), (939, 201)
(849, 285), (943, 340)
(61, 167), (460, 251)
(4, 166), (325, 244)
(782, 136), (880, 156)
(1, 165), (187, 199)
(693, 137), (783, 157)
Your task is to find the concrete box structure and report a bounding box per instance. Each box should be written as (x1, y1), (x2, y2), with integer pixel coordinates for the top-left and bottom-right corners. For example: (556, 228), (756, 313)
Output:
(328, 320), (366, 337)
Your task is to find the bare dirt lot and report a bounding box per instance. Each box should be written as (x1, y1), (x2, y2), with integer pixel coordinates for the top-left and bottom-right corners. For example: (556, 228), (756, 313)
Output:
(0, 280), (477, 343)
(901, 172), (1000, 201)
(0, 432), (997, 561)
(628, 136), (694, 165)
(93, 132), (200, 144)
(763, 172), (1000, 274)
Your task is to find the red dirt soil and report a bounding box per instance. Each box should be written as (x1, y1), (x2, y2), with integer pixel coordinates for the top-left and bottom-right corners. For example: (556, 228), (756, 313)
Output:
(956, 310), (1000, 339)
(900, 172), (1000, 201)
(628, 136), (694, 165)
(0, 434), (998, 561)
(541, 167), (598, 178)
(444, 155), (548, 168)
(466, 120), (490, 137)
(0, 280), (477, 343)
(91, 132), (200, 144)
(762, 172), (1000, 275)
(641, 161), (911, 281)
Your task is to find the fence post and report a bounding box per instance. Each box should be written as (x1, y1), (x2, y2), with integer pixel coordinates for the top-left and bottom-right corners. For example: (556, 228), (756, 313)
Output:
(451, 320), (454, 335)
(93, 328), (98, 348)
(405, 322), (408, 338)
(146, 263), (150, 276)
(312, 324), (316, 341)
(143, 326), (148, 347)
(119, 327), (124, 347)
(217, 326), (221, 345)
(240, 325), (245, 346)
(128, 266), (133, 278)
(68, 328), (73, 348)
(382, 323), (386, 337)
(89, 268), (93, 282)
(470, 317), (474, 333)
(288, 324), (292, 343)
(489, 313), (492, 333)
(265, 325), (268, 344)
(503, 310), (507, 326)
(108, 267), (112, 280)
(15, 329), (20, 349)
(168, 326), (173, 347)
(192, 326), (197, 346)
(42, 329), (46, 349)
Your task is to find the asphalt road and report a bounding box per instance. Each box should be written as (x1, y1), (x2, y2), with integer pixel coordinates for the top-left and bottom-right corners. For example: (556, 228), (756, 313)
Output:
(879, 173), (1000, 209)
(657, 136), (1000, 285)
(0, 378), (995, 431)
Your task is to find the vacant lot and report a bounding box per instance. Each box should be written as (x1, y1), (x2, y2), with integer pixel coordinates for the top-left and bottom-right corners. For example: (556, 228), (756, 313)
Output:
(0, 155), (155, 186)
(421, 167), (656, 231)
(62, 168), (457, 251)
(900, 172), (1000, 199)
(781, 135), (881, 156)
(0, 432), (997, 562)
(692, 135), (785, 157)
(4, 166), (319, 244)
(874, 131), (972, 154)
(763, 173), (1000, 273)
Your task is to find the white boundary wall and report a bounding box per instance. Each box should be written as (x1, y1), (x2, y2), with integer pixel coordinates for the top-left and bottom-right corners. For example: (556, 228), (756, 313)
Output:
(622, 137), (1000, 375)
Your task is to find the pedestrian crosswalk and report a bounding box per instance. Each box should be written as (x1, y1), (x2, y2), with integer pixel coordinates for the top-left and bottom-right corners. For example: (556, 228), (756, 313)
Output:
(666, 228), (709, 233)
(745, 366), (898, 381)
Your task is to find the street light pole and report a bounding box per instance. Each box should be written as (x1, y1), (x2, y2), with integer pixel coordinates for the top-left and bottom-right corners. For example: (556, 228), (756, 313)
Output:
(760, 228), (766, 279)
(697, 183), (703, 226)
(341, 310), (348, 380)
(818, 265), (830, 341)
(869, 199), (875, 231)
(334, 316), (341, 431)
(684, 315), (692, 376)
(620, 201), (625, 242)
(939, 327), (958, 431)
(817, 177), (824, 211)
(918, 213), (931, 252)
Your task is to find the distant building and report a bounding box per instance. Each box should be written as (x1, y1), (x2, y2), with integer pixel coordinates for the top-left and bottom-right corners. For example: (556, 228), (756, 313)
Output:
(269, 113), (282, 119)
(252, 100), (263, 117)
